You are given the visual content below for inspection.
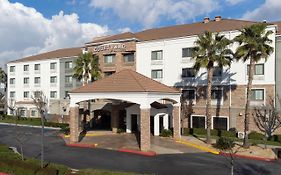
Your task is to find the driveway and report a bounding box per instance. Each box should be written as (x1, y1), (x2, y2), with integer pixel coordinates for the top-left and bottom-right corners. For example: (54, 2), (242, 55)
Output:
(0, 125), (280, 175)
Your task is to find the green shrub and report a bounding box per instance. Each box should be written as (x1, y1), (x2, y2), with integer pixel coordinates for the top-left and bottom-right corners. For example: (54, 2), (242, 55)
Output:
(211, 129), (219, 136)
(215, 137), (235, 150)
(248, 131), (264, 140)
(117, 128), (125, 134)
(192, 128), (207, 135)
(219, 130), (236, 138)
(160, 129), (173, 137)
(182, 128), (190, 136)
(272, 135), (281, 142)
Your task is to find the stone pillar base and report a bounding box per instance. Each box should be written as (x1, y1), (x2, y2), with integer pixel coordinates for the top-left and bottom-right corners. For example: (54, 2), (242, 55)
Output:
(173, 105), (181, 140)
(70, 106), (79, 143)
(140, 108), (150, 151)
(111, 105), (119, 133)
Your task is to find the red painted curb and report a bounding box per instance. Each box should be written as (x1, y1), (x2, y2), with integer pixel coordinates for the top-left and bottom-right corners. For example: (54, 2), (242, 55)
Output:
(118, 148), (156, 157)
(219, 152), (278, 162)
(0, 173), (9, 175)
(66, 143), (97, 148)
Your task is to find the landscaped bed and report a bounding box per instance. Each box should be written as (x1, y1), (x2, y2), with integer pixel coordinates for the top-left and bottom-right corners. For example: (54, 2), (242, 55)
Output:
(0, 144), (140, 175)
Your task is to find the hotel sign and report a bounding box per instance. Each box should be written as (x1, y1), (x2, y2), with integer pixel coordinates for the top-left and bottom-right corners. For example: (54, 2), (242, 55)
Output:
(93, 44), (126, 52)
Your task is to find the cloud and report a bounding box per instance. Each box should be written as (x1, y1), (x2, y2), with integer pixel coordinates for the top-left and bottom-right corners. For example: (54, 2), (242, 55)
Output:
(0, 0), (109, 67)
(242, 0), (281, 21)
(225, 0), (244, 5)
(89, 0), (220, 28)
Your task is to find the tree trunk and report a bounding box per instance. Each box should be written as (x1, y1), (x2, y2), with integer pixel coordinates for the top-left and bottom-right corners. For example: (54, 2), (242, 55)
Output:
(40, 112), (44, 168)
(206, 67), (214, 144)
(243, 58), (255, 148)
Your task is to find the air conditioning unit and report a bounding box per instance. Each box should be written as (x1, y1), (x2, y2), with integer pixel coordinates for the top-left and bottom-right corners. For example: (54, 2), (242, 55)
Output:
(237, 132), (245, 139)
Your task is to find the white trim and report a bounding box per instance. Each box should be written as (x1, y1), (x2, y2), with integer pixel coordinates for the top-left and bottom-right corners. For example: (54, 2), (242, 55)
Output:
(190, 115), (206, 129)
(211, 116), (229, 131)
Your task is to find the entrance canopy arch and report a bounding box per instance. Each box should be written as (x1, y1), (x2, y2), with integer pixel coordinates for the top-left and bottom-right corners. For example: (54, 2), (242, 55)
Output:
(69, 69), (181, 151)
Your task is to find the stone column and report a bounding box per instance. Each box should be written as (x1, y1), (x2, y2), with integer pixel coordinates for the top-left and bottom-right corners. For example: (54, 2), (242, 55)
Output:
(111, 104), (119, 133)
(173, 105), (181, 139)
(70, 106), (79, 143)
(140, 108), (150, 151)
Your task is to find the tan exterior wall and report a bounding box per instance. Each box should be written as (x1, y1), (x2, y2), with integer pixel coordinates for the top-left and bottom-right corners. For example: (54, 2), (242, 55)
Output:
(87, 41), (136, 77)
(181, 84), (281, 134)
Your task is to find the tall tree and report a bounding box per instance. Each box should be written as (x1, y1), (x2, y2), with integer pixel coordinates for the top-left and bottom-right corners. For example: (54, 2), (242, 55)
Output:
(73, 52), (101, 86)
(0, 67), (7, 85)
(192, 31), (232, 144)
(234, 23), (273, 148)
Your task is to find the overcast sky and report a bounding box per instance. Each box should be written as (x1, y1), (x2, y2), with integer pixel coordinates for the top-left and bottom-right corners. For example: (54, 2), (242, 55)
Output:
(1, 0), (281, 68)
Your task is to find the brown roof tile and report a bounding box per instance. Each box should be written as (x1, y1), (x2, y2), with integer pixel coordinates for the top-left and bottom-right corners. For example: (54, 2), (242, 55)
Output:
(9, 47), (82, 63)
(85, 32), (136, 45)
(71, 69), (179, 93)
(135, 19), (258, 41)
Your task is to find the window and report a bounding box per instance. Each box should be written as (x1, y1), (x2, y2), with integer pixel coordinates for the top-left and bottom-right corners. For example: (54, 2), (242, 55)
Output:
(50, 76), (57, 83)
(182, 48), (193, 58)
(123, 53), (134, 62)
(213, 67), (223, 77)
(251, 89), (264, 101)
(213, 117), (228, 130)
(50, 62), (57, 70)
(104, 54), (115, 64)
(65, 61), (73, 69)
(24, 65), (29, 71)
(10, 78), (15, 85)
(104, 71), (115, 77)
(23, 91), (29, 98)
(211, 89), (223, 100)
(19, 109), (26, 117)
(65, 91), (69, 98)
(34, 91), (41, 98)
(34, 64), (40, 71)
(10, 66), (15, 72)
(247, 64), (264, 75)
(23, 77), (29, 84)
(65, 75), (72, 84)
(31, 110), (37, 117)
(151, 50), (163, 60)
(50, 91), (57, 98)
(151, 69), (163, 79)
(182, 68), (196, 78)
(34, 77), (40, 84)
(182, 89), (196, 100)
(10, 91), (15, 98)
(191, 115), (206, 128)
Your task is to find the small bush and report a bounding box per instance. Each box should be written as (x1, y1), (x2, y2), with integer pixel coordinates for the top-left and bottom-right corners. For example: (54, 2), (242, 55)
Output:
(160, 129), (173, 137)
(219, 130), (236, 138)
(271, 135), (281, 143)
(182, 128), (190, 136)
(215, 137), (235, 150)
(248, 131), (264, 140)
(193, 128), (207, 135)
(117, 128), (125, 134)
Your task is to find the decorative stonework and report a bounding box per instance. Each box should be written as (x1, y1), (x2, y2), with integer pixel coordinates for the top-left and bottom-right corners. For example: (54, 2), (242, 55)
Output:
(69, 106), (79, 143)
(173, 106), (181, 139)
(140, 108), (150, 151)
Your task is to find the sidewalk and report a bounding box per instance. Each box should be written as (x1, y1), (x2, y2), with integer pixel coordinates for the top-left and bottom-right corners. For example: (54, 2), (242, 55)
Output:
(178, 135), (278, 161)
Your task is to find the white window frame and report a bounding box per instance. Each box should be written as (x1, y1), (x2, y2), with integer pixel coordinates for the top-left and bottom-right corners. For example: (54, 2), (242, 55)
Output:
(10, 91), (15, 98)
(23, 77), (29, 84)
(211, 116), (229, 131)
(34, 64), (40, 71)
(182, 47), (193, 58)
(50, 91), (57, 99)
(23, 65), (29, 72)
(23, 91), (29, 99)
(10, 78), (15, 85)
(50, 62), (57, 70)
(190, 115), (206, 129)
(249, 88), (266, 106)
(65, 75), (73, 84)
(211, 88), (223, 106)
(10, 66), (15, 73)
(151, 69), (163, 79)
(65, 61), (73, 69)
(151, 50), (163, 61)
(182, 88), (196, 104)
(50, 76), (57, 83)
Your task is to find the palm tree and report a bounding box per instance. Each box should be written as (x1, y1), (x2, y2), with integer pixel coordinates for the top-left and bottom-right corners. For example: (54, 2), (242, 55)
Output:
(234, 23), (273, 148)
(0, 67), (7, 88)
(192, 31), (232, 144)
(73, 52), (101, 86)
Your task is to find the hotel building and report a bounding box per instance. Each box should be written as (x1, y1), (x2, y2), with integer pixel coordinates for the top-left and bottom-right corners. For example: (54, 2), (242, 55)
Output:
(7, 17), (281, 135)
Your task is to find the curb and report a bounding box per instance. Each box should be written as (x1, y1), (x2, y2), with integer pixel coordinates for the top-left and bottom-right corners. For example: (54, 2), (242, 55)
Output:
(66, 143), (98, 148)
(63, 133), (107, 138)
(0, 122), (61, 130)
(219, 152), (278, 162)
(0, 173), (9, 175)
(118, 148), (157, 157)
(176, 140), (220, 155)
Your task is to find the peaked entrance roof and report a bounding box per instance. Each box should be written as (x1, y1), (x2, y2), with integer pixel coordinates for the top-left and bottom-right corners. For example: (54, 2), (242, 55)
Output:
(71, 69), (179, 93)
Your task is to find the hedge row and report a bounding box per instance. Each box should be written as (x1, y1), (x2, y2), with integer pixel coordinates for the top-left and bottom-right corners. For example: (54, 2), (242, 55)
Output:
(183, 128), (281, 143)
(182, 128), (236, 138)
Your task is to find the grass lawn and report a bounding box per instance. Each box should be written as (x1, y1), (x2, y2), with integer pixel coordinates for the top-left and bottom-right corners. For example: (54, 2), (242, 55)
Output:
(0, 144), (142, 175)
